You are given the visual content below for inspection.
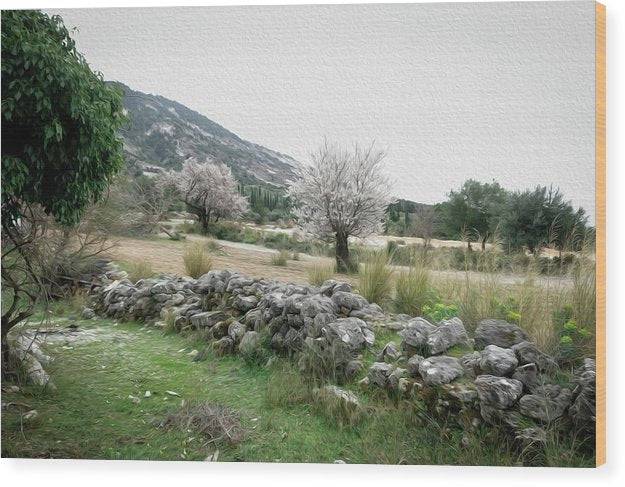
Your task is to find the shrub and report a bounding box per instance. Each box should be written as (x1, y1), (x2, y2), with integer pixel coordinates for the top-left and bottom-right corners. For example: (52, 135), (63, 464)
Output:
(393, 263), (432, 316)
(128, 260), (155, 283)
(204, 238), (222, 253)
(307, 263), (335, 286)
(270, 250), (289, 266)
(422, 302), (459, 323)
(183, 243), (212, 278)
(358, 250), (393, 306)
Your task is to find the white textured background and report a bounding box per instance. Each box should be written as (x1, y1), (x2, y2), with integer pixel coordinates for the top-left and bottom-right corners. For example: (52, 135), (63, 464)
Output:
(48, 1), (595, 218)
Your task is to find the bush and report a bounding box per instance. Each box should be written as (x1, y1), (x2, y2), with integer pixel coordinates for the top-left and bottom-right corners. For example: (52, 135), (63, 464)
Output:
(307, 263), (335, 286)
(270, 250), (289, 266)
(358, 250), (393, 306)
(422, 302), (459, 323)
(393, 263), (432, 316)
(128, 260), (155, 283)
(183, 243), (212, 278)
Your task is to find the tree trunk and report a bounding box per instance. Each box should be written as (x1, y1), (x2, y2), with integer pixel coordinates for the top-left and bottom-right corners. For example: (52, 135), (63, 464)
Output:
(481, 237), (487, 251)
(335, 232), (351, 273)
(199, 212), (209, 234)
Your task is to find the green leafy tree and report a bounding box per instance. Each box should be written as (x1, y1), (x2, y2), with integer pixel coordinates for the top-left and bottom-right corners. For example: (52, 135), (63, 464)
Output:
(1, 10), (125, 361)
(500, 186), (587, 254)
(439, 179), (507, 249)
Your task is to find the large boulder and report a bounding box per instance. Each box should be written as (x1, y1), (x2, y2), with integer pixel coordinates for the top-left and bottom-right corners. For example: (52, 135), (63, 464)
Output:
(367, 362), (394, 388)
(212, 336), (234, 356)
(474, 319), (529, 350)
(474, 375), (523, 409)
(301, 295), (338, 318)
(426, 318), (470, 355)
(319, 280), (352, 297)
(569, 358), (596, 426)
(460, 351), (482, 378)
(238, 331), (263, 355)
(190, 310), (228, 329)
(418, 356), (464, 385)
(377, 342), (401, 363)
(228, 321), (248, 344)
(406, 354), (425, 377)
(512, 363), (539, 393)
(479, 345), (518, 376)
(233, 295), (259, 313)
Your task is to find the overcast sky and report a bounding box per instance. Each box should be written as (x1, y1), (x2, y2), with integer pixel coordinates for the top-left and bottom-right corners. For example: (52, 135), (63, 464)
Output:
(47, 1), (596, 220)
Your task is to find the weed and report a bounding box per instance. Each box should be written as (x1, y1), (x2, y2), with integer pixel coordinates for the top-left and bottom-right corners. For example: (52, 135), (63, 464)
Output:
(183, 243), (212, 278)
(306, 263), (334, 286)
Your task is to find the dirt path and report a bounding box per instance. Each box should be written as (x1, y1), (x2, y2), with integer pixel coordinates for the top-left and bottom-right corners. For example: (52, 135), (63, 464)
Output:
(108, 234), (571, 289)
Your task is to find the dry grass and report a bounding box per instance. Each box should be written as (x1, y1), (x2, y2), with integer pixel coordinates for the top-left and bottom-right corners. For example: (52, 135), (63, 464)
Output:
(183, 242), (212, 278)
(393, 260), (431, 316)
(159, 402), (245, 445)
(270, 250), (290, 267)
(128, 259), (155, 283)
(358, 249), (394, 307)
(307, 263), (335, 286)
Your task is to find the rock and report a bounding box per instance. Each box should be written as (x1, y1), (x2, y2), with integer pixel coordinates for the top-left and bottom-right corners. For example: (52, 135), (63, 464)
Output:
(81, 307), (95, 319)
(441, 382), (479, 406)
(190, 310), (228, 329)
(399, 317), (436, 353)
(319, 280), (352, 297)
(165, 390), (181, 396)
(345, 359), (364, 381)
(460, 351), (482, 378)
(22, 410), (39, 422)
(479, 345), (518, 376)
(479, 405), (524, 429)
(512, 363), (539, 392)
(228, 321), (247, 344)
(128, 395), (141, 404)
(518, 386), (572, 423)
(323, 317), (374, 352)
(406, 354), (425, 377)
(474, 319), (529, 350)
(239, 331), (263, 355)
(233, 295), (259, 313)
(301, 295), (338, 317)
(283, 328), (304, 353)
(515, 427), (547, 449)
(426, 318), (469, 355)
(387, 367), (408, 391)
(213, 336), (234, 356)
(377, 342), (401, 363)
(418, 356), (464, 385)
(210, 320), (231, 339)
(144, 391), (152, 398)
(569, 358), (596, 426)
(350, 304), (386, 321)
(331, 291), (369, 312)
(511, 341), (557, 373)
(314, 385), (360, 409)
(474, 375), (523, 409)
(368, 362), (394, 388)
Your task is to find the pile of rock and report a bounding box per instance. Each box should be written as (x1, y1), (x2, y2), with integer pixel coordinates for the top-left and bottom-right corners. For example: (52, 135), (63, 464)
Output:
(361, 316), (596, 446)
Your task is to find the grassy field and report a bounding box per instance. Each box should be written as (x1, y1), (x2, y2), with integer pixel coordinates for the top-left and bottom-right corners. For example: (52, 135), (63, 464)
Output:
(2, 312), (593, 466)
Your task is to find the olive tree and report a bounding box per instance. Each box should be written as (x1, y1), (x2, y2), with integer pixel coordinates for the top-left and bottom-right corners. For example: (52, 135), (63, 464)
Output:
(288, 141), (393, 272)
(1, 10), (125, 364)
(158, 160), (248, 232)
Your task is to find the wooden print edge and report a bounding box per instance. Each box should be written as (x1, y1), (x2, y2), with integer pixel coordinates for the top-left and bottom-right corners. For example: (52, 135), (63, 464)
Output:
(595, 0), (606, 468)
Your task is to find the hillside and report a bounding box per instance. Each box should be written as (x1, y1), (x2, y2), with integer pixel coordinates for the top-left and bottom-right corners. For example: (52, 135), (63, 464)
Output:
(110, 82), (299, 186)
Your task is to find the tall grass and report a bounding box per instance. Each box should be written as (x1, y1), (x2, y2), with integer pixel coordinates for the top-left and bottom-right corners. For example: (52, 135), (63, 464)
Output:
(183, 243), (212, 278)
(393, 258), (431, 316)
(270, 250), (290, 266)
(307, 263), (335, 286)
(128, 259), (155, 283)
(358, 249), (393, 306)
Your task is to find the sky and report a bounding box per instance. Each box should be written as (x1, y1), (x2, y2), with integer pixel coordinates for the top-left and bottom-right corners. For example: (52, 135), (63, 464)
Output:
(47, 1), (596, 220)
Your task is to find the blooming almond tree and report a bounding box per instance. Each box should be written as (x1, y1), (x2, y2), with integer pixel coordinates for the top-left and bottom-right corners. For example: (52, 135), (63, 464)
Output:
(159, 161), (248, 232)
(288, 141), (394, 272)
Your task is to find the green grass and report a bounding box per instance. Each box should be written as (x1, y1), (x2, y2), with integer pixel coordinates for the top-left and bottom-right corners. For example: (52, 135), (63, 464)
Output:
(1, 315), (594, 466)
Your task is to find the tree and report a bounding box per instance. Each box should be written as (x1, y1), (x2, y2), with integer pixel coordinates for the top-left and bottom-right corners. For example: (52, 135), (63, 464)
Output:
(439, 179), (507, 250)
(288, 141), (393, 272)
(159, 160), (248, 232)
(500, 186), (588, 254)
(1, 11), (125, 364)
(409, 205), (437, 247)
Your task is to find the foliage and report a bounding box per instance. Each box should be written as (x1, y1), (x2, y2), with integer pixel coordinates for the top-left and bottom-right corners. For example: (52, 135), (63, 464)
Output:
(182, 243), (212, 278)
(238, 184), (292, 223)
(358, 250), (393, 306)
(422, 302), (459, 323)
(270, 250), (289, 267)
(438, 179), (506, 248)
(2, 10), (125, 227)
(288, 140), (393, 272)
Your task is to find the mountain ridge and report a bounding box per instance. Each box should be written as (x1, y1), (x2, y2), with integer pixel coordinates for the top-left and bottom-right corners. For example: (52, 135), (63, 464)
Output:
(110, 81), (299, 187)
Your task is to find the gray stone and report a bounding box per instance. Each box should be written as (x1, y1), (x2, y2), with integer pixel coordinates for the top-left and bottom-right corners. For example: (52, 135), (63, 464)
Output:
(474, 375), (523, 409)
(190, 311), (228, 329)
(323, 317), (374, 352)
(319, 280), (352, 297)
(331, 291), (369, 311)
(377, 342), (401, 363)
(479, 345), (518, 376)
(511, 341), (557, 373)
(228, 321), (247, 344)
(233, 295), (259, 313)
(426, 318), (470, 355)
(569, 358), (596, 425)
(480, 405), (525, 429)
(406, 354), (425, 377)
(368, 362), (394, 388)
(238, 331), (263, 355)
(387, 367), (408, 391)
(418, 356), (464, 385)
(81, 307), (95, 319)
(474, 319), (529, 350)
(441, 382), (479, 406)
(345, 359), (364, 381)
(512, 363), (539, 392)
(212, 336), (234, 356)
(314, 385), (360, 409)
(399, 317), (436, 352)
(301, 295), (338, 317)
(519, 387), (572, 423)
(460, 351), (482, 378)
(515, 427), (547, 448)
